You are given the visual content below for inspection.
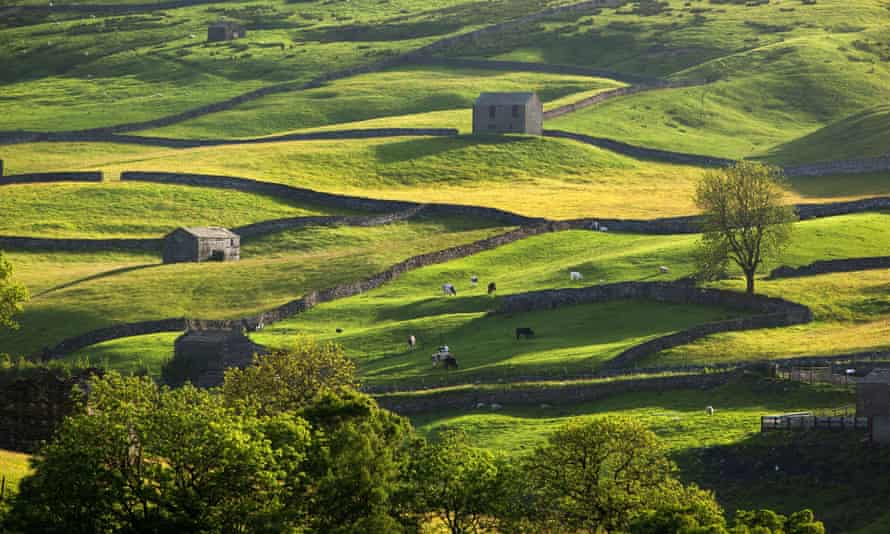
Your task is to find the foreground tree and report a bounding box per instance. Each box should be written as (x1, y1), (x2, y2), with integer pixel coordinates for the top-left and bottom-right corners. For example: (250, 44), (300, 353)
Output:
(5, 373), (303, 533)
(0, 253), (28, 330)
(223, 337), (358, 415)
(223, 346), (415, 533)
(410, 430), (512, 534)
(694, 161), (797, 294)
(524, 417), (680, 532)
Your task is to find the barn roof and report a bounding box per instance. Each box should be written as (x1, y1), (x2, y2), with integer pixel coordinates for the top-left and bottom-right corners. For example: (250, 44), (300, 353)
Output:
(179, 227), (239, 239)
(475, 92), (539, 106)
(861, 369), (890, 384)
(209, 21), (243, 29)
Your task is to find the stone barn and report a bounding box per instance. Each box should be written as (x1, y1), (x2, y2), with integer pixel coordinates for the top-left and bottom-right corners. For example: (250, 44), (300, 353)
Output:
(472, 92), (543, 136)
(207, 21), (246, 42)
(858, 369), (890, 444)
(162, 227), (240, 264)
(168, 328), (266, 388)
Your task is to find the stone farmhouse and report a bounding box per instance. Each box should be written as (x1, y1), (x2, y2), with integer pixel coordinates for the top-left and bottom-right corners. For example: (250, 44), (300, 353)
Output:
(473, 92), (544, 135)
(208, 21), (246, 42)
(162, 227), (240, 264)
(858, 369), (890, 444)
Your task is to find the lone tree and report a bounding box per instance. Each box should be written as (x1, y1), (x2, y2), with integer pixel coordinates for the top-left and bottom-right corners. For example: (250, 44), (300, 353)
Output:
(0, 252), (28, 330)
(694, 161), (797, 294)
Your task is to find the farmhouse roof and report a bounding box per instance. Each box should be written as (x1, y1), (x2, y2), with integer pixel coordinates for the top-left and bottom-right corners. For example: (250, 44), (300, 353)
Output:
(179, 227), (238, 239)
(860, 369), (890, 384)
(474, 92), (538, 106)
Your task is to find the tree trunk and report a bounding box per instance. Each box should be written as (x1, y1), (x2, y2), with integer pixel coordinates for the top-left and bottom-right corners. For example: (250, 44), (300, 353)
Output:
(745, 270), (755, 294)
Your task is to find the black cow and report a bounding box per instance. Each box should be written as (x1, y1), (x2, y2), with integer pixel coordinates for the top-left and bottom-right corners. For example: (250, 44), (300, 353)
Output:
(516, 327), (535, 340)
(487, 282), (497, 295)
(442, 356), (459, 369)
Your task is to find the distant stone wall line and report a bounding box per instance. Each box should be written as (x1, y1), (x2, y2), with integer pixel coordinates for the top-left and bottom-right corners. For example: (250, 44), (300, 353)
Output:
(375, 370), (740, 415)
(544, 129), (736, 167)
(0, 172), (103, 185)
(0, 128), (460, 148)
(405, 57), (662, 85)
(769, 256), (890, 279)
(0, 207), (428, 252)
(496, 282), (813, 369)
(543, 81), (705, 120)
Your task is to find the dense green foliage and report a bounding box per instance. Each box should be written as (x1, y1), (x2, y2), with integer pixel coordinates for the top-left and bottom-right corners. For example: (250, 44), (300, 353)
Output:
(0, 254), (28, 332)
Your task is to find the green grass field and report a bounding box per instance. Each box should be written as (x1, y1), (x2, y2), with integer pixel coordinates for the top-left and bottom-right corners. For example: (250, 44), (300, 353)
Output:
(0, 216), (510, 357)
(0, 181), (343, 238)
(0, 449), (32, 495)
(0, 0), (569, 132)
(411, 375), (853, 455)
(7, 137), (890, 222)
(140, 66), (624, 139)
(41, 211), (889, 384)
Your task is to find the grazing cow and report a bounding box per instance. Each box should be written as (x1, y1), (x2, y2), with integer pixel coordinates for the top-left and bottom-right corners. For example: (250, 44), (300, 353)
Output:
(706, 406), (714, 416)
(442, 283), (457, 296)
(570, 271), (583, 281)
(336, 328), (343, 334)
(470, 275), (479, 287)
(516, 327), (535, 339)
(431, 345), (452, 367)
(659, 266), (670, 274)
(408, 335), (417, 350)
(487, 282), (497, 295)
(600, 226), (609, 232)
(442, 356), (459, 370)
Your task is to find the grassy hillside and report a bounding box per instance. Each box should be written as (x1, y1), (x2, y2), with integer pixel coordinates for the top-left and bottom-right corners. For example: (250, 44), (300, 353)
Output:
(0, 0), (570, 132)
(8, 138), (890, 221)
(0, 181), (343, 238)
(43, 211), (890, 382)
(0, 216), (509, 356)
(140, 67), (624, 139)
(412, 376), (852, 455)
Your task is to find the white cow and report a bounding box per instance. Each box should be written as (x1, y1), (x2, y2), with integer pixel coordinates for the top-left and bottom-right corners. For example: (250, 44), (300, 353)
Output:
(599, 226), (609, 232)
(442, 283), (457, 296)
(570, 271), (583, 281)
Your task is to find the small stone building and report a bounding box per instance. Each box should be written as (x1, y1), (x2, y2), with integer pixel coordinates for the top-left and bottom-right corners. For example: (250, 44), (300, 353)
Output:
(168, 328), (266, 388)
(858, 369), (890, 444)
(473, 92), (544, 136)
(208, 21), (246, 42)
(162, 227), (240, 264)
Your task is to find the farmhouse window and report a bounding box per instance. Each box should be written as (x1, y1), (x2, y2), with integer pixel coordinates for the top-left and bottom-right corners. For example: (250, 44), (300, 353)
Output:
(489, 105), (496, 119)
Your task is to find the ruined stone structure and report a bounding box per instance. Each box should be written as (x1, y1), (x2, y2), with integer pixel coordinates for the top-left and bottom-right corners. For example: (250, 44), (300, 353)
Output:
(208, 21), (245, 42)
(166, 329), (266, 388)
(473, 93), (543, 135)
(857, 369), (890, 444)
(162, 227), (240, 264)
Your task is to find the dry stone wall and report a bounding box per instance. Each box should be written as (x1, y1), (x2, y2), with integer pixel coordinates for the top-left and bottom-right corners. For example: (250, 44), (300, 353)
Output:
(407, 57), (659, 85)
(769, 256), (890, 279)
(497, 282), (813, 369)
(0, 236), (161, 252)
(375, 370), (739, 415)
(0, 172), (103, 185)
(544, 129), (736, 167)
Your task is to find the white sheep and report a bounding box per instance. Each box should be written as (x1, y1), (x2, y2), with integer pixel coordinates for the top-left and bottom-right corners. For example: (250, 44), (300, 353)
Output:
(659, 266), (670, 274)
(570, 271), (583, 281)
(706, 406), (714, 416)
(599, 226), (609, 232)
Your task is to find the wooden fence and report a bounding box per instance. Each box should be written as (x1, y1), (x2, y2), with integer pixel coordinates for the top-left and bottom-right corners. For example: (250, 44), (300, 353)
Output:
(761, 413), (869, 433)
